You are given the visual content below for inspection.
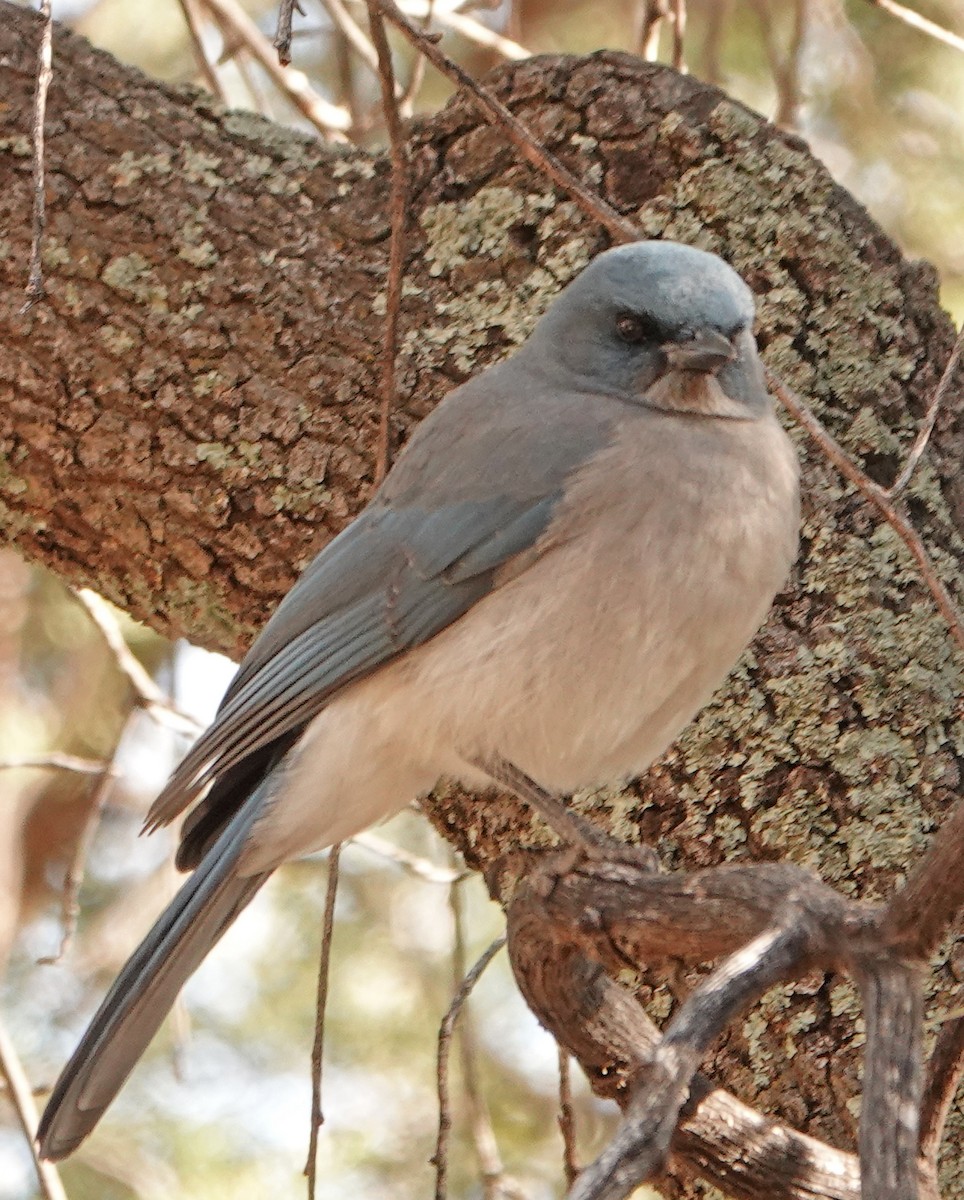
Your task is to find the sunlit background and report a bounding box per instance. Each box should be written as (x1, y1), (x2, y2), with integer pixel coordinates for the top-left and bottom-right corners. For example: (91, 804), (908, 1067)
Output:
(2, 2), (963, 1198)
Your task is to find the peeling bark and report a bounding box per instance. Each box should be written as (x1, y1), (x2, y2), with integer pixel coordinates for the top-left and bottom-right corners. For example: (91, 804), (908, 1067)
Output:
(2, 4), (963, 1195)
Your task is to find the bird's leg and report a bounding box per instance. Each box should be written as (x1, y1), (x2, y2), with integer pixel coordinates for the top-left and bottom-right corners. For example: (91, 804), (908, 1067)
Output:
(472, 753), (657, 869)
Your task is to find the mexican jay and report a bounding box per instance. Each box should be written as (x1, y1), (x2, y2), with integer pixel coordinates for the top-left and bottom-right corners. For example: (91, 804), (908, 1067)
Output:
(38, 240), (800, 1159)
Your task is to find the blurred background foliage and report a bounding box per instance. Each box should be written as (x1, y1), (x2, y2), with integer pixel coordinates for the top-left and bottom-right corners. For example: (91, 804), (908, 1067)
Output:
(2, 1), (963, 1197)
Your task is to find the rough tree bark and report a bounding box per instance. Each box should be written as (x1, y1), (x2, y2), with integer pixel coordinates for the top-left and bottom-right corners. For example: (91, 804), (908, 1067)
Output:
(1, 4), (962, 1196)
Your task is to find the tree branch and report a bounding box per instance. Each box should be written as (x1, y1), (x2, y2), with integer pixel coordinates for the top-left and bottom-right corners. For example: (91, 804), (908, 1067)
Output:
(2, 7), (963, 1195)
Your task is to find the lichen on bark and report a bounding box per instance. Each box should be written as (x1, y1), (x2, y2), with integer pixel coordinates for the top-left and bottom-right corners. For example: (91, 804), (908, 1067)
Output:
(1, 8), (962, 1193)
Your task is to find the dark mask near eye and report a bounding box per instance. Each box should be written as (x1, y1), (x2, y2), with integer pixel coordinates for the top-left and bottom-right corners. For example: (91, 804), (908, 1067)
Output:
(614, 311), (665, 346)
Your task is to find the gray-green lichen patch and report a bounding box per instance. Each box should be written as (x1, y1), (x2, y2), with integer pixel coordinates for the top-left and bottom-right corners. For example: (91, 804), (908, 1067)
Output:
(166, 573), (248, 650)
(107, 150), (174, 187)
(177, 241), (219, 268)
(98, 324), (137, 356)
(0, 135), (31, 157)
(420, 186), (556, 276)
(413, 189), (594, 371)
(101, 253), (169, 311)
(180, 146), (226, 189)
(40, 239), (72, 270)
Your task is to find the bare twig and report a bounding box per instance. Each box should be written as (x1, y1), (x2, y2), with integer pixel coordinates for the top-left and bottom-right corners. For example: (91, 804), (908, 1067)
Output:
(749, 0), (808, 127)
(367, 0), (410, 486)
(879, 793), (964, 960)
(866, 0), (964, 54)
(634, 0), (668, 60)
(449, 879), (517, 1199)
(175, 0), (229, 101)
(670, 0), (686, 72)
(512, 906), (864, 1200)
(21, 0), (53, 311)
(508, 818), (949, 1200)
(36, 732), (124, 964)
(0, 753), (105, 775)
(432, 6), (528, 60)
(322, 0), (381, 76)
(0, 1017), (68, 1200)
(234, 47), (271, 115)
(201, 0), (351, 134)
(397, 0), (432, 116)
(767, 370), (964, 655)
(274, 0), (302, 64)
(378, 0), (530, 60)
(568, 922), (820, 1200)
(305, 843), (342, 1199)
(374, 0), (639, 244)
(698, 0), (732, 84)
(433, 935), (507, 1200)
(856, 959), (923, 1200)
(73, 589), (203, 734)
(557, 1046), (579, 1187)
(350, 830), (468, 883)
(920, 990), (964, 1171)
(890, 321), (964, 496)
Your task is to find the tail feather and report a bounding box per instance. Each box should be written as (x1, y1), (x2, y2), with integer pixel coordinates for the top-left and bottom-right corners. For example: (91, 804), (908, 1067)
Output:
(38, 791), (271, 1161)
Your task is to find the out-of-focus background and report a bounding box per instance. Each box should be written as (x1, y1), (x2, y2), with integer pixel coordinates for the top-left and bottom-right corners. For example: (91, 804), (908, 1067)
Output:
(2, 2), (963, 1197)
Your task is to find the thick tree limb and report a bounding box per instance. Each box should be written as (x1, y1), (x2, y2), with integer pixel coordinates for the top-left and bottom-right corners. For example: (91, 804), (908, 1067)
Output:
(2, 5), (963, 1196)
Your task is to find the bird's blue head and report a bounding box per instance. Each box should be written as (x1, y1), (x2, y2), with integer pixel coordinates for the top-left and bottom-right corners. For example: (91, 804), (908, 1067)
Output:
(523, 241), (770, 419)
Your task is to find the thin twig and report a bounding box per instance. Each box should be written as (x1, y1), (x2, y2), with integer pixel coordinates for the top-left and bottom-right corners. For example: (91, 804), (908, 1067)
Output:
(367, 0), (410, 486)
(866, 0), (964, 54)
(274, 0), (302, 64)
(749, 0), (807, 127)
(920, 990), (964, 1170)
(201, 0), (351, 134)
(350, 830), (468, 883)
(234, 47), (271, 115)
(889, 321), (964, 496)
(349, 0), (531, 61)
(449, 880), (513, 1198)
(698, 0), (732, 84)
(0, 1017), (68, 1200)
(557, 1046), (579, 1187)
(332, 18), (360, 126)
(430, 6), (528, 60)
(175, 0), (229, 101)
(73, 589), (204, 734)
(397, 0), (432, 116)
(21, 0), (53, 312)
(879, 794), (964, 960)
(305, 843), (342, 1198)
(322, 0), (381, 76)
(635, 0), (668, 60)
(783, 0), (808, 127)
(670, 0), (686, 72)
(0, 753), (105, 775)
(374, 0), (639, 245)
(434, 935), (507, 1200)
(767, 369), (964, 655)
(36, 733), (124, 964)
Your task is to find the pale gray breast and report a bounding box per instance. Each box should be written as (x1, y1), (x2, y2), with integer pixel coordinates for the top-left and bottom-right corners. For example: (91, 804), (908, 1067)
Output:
(400, 405), (800, 792)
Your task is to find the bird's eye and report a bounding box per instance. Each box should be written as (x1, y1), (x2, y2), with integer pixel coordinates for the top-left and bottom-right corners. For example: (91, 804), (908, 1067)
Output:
(614, 311), (662, 345)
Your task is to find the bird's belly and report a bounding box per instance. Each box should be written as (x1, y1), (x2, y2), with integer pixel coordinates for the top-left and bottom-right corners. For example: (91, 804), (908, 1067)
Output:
(400, 513), (787, 794)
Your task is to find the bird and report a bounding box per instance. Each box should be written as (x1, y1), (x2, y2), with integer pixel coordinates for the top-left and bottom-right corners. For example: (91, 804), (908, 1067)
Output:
(38, 239), (799, 1160)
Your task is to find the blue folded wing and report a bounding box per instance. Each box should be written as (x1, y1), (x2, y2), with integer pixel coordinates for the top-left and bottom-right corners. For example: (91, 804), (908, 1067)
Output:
(144, 492), (563, 842)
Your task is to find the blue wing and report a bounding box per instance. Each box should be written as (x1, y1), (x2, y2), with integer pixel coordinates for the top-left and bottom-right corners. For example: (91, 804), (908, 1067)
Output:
(145, 369), (620, 868)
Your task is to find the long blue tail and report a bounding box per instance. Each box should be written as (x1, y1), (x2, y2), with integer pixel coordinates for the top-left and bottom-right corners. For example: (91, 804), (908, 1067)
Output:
(38, 791), (271, 1161)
